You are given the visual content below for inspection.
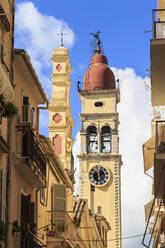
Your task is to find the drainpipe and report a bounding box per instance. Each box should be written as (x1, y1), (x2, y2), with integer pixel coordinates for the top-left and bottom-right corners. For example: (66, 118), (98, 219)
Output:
(9, 0), (15, 86)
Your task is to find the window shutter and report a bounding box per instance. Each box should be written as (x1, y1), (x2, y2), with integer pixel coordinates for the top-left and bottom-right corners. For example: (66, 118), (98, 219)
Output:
(51, 184), (66, 232)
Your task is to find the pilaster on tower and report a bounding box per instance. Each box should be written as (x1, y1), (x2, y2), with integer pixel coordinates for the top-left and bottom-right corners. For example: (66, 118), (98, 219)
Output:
(48, 47), (74, 173)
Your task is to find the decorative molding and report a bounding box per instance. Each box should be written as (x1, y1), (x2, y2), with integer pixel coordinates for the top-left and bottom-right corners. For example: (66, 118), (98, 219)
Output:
(56, 64), (63, 71)
(53, 134), (62, 155)
(114, 160), (121, 248)
(77, 153), (122, 163)
(53, 113), (62, 123)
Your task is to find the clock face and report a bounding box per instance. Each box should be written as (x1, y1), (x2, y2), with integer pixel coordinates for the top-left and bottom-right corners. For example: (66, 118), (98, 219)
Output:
(89, 166), (110, 186)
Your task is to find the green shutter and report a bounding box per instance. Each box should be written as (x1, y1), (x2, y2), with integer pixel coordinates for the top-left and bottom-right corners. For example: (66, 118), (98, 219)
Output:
(51, 184), (66, 232)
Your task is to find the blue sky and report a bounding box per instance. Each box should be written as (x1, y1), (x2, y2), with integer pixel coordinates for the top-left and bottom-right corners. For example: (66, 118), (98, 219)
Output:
(14, 1), (157, 247)
(15, 0), (156, 138)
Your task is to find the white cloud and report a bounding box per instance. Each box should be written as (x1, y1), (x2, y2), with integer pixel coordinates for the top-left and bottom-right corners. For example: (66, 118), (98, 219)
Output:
(15, 1), (75, 93)
(115, 67), (152, 247)
(73, 67), (153, 248)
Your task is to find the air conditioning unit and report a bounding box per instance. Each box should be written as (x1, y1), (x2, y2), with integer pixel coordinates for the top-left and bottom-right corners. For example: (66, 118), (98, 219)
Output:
(22, 105), (35, 126)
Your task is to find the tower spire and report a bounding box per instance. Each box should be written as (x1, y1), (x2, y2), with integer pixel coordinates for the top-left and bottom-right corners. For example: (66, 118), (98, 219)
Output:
(57, 30), (66, 47)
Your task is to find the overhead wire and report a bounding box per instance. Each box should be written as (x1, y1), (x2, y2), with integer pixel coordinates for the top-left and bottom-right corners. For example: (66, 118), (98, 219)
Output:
(34, 225), (159, 242)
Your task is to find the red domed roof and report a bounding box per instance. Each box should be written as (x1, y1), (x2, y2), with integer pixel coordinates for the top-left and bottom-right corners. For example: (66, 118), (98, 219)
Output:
(91, 54), (108, 65)
(83, 53), (115, 91)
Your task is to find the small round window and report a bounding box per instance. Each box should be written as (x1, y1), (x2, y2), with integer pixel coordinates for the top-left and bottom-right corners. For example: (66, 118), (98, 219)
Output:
(94, 101), (103, 107)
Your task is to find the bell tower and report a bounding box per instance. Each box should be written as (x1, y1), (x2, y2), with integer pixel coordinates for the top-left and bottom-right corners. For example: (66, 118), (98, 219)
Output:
(48, 46), (74, 173)
(78, 34), (122, 248)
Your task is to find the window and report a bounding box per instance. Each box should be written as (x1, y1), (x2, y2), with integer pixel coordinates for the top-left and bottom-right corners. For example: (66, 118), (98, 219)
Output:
(94, 101), (103, 107)
(86, 126), (98, 153)
(101, 126), (111, 153)
(40, 188), (46, 205)
(22, 96), (35, 127)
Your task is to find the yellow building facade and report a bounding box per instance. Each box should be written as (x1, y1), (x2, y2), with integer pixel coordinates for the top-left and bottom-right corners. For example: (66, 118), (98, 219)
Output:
(78, 36), (122, 248)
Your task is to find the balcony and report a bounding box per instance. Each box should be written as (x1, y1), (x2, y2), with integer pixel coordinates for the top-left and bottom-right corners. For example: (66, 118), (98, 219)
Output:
(46, 211), (87, 248)
(21, 230), (46, 248)
(151, 120), (165, 199)
(151, 9), (165, 106)
(0, 62), (14, 103)
(16, 123), (47, 188)
(155, 120), (165, 157)
(143, 198), (164, 247)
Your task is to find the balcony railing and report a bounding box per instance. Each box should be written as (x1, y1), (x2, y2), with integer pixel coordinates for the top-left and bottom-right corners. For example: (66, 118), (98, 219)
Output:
(0, 62), (14, 103)
(46, 211), (87, 248)
(21, 230), (46, 248)
(155, 120), (165, 153)
(152, 9), (165, 38)
(16, 124), (47, 188)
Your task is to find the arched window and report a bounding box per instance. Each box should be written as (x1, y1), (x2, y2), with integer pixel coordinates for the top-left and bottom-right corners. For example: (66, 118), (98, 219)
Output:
(101, 126), (111, 153)
(86, 125), (98, 153)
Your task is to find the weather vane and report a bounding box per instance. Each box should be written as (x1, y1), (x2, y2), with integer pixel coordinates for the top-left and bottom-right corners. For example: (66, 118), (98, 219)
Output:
(90, 30), (103, 55)
(57, 30), (66, 47)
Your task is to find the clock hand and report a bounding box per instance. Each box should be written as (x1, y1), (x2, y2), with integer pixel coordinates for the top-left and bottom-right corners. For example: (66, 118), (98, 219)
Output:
(96, 169), (100, 181)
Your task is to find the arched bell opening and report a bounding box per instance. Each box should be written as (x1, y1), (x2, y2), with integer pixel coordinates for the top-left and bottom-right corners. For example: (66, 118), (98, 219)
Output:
(86, 125), (98, 153)
(101, 126), (111, 153)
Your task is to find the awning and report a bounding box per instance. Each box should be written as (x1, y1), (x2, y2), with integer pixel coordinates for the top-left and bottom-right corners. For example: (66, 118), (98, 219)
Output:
(143, 135), (155, 173)
(144, 199), (154, 222)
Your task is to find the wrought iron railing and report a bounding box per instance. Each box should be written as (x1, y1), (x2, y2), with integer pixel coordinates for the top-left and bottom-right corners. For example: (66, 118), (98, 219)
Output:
(46, 211), (88, 248)
(21, 229), (46, 248)
(16, 124), (47, 185)
(22, 125), (46, 177)
(77, 80), (120, 92)
(152, 9), (165, 38)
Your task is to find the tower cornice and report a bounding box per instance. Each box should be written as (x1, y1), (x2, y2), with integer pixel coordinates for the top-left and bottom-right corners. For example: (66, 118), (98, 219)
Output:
(79, 89), (120, 103)
(79, 112), (119, 118)
(77, 153), (122, 165)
